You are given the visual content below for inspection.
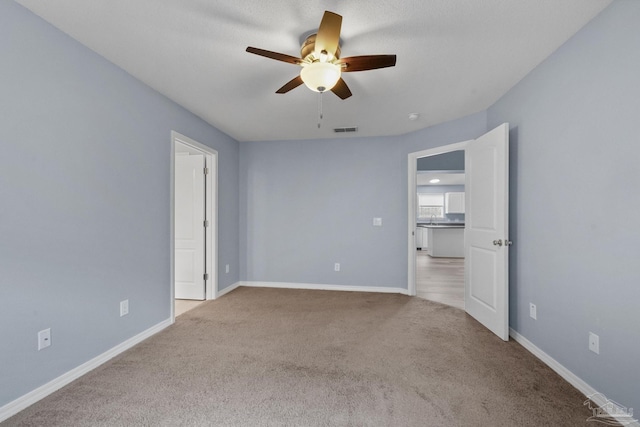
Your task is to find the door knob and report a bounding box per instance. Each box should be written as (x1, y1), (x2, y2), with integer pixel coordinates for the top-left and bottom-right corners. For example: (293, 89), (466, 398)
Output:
(493, 239), (503, 246)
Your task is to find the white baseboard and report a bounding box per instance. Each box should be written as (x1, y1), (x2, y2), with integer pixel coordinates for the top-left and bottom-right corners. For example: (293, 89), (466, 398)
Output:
(239, 281), (410, 295)
(216, 281), (241, 298)
(510, 328), (639, 427)
(0, 318), (172, 423)
(9, 300), (631, 425)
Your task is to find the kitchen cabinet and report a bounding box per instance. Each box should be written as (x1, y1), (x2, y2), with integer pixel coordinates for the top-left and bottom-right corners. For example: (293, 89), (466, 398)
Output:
(426, 226), (464, 258)
(416, 226), (429, 250)
(445, 192), (465, 214)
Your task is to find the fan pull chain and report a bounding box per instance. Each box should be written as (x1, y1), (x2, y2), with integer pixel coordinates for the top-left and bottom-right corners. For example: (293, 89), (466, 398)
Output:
(317, 92), (323, 129)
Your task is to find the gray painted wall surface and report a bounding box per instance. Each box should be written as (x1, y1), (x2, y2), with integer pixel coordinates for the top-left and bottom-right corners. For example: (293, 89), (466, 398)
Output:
(9, 0), (637, 417)
(239, 112), (486, 287)
(0, 2), (239, 407)
(488, 0), (639, 412)
(417, 150), (464, 171)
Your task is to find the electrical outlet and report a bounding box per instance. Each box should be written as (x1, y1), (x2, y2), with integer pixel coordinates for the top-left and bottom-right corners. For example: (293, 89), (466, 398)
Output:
(334, 263), (340, 272)
(38, 328), (51, 351)
(589, 332), (599, 354)
(529, 303), (537, 320)
(225, 264), (229, 274)
(120, 299), (129, 317)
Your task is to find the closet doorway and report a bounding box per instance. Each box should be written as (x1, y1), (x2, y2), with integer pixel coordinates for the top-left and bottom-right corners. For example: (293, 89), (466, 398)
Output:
(170, 131), (218, 321)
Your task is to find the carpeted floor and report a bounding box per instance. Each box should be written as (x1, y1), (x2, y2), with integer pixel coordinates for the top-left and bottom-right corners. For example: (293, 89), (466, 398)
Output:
(5, 287), (598, 426)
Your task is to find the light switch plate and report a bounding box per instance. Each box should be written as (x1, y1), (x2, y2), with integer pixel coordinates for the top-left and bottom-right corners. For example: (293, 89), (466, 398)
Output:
(373, 218), (382, 226)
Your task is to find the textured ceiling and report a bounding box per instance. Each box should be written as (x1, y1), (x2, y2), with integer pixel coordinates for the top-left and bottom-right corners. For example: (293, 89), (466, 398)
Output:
(15, 0), (611, 142)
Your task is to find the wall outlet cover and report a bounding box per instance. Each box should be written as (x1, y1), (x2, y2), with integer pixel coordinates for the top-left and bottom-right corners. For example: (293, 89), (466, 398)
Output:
(38, 328), (51, 351)
(589, 332), (599, 354)
(529, 303), (537, 320)
(120, 300), (129, 317)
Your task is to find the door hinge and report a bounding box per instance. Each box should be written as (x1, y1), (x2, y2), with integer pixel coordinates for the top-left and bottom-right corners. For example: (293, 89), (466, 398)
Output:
(204, 167), (209, 175)
(204, 273), (209, 281)
(204, 220), (209, 227)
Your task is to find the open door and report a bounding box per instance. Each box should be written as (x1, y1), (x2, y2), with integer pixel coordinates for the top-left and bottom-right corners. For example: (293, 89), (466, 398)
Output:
(465, 123), (510, 340)
(175, 153), (206, 300)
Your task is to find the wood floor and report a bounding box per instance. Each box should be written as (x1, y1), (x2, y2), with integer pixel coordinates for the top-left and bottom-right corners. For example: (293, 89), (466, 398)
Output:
(415, 250), (464, 310)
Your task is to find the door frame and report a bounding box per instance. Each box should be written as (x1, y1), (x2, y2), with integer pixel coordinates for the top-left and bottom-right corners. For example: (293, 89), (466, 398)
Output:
(170, 131), (218, 322)
(407, 140), (470, 296)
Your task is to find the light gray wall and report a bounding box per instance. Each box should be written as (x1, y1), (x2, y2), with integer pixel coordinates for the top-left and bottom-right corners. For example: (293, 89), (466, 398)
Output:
(417, 150), (464, 171)
(239, 112), (486, 287)
(0, 2), (239, 407)
(9, 0), (635, 415)
(488, 0), (640, 412)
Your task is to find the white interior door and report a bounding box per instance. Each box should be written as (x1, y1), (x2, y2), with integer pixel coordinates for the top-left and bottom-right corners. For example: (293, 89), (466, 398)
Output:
(465, 123), (509, 340)
(175, 153), (206, 300)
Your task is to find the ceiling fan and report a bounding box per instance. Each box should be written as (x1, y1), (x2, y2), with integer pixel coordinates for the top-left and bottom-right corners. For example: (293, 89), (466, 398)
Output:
(246, 11), (396, 100)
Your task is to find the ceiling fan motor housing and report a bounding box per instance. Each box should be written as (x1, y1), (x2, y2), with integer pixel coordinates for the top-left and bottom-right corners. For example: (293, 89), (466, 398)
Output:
(301, 34), (341, 62)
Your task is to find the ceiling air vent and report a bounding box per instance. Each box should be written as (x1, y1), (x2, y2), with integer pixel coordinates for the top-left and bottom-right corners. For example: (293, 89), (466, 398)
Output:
(333, 126), (358, 133)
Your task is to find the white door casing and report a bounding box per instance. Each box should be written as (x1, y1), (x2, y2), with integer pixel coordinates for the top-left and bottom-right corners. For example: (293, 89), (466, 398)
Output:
(175, 153), (206, 300)
(464, 123), (510, 341)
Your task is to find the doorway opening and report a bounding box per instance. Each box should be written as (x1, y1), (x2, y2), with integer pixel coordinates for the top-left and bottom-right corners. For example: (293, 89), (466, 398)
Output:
(170, 131), (218, 321)
(408, 124), (510, 341)
(408, 143), (469, 310)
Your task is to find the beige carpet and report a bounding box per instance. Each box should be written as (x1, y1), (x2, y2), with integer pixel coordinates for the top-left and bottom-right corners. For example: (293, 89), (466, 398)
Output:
(5, 288), (598, 426)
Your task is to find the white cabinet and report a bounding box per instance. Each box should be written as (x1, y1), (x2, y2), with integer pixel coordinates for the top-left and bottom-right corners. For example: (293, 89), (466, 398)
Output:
(428, 227), (464, 258)
(445, 192), (465, 214)
(416, 227), (429, 250)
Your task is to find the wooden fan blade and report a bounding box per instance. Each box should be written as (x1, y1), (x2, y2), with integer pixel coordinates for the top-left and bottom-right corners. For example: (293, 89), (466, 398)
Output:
(339, 55), (397, 72)
(331, 78), (352, 100)
(246, 47), (301, 65)
(276, 76), (304, 94)
(315, 11), (342, 58)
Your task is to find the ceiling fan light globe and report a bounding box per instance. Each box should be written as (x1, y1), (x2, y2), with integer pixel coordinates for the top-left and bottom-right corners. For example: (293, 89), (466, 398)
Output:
(300, 62), (341, 92)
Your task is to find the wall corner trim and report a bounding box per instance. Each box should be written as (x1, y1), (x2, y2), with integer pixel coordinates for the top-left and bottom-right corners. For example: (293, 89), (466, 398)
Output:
(509, 328), (639, 427)
(239, 281), (410, 295)
(0, 318), (173, 423)
(216, 281), (242, 298)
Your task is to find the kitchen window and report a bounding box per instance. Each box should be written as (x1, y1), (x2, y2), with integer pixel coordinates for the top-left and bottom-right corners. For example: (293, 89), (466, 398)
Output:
(418, 193), (444, 219)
